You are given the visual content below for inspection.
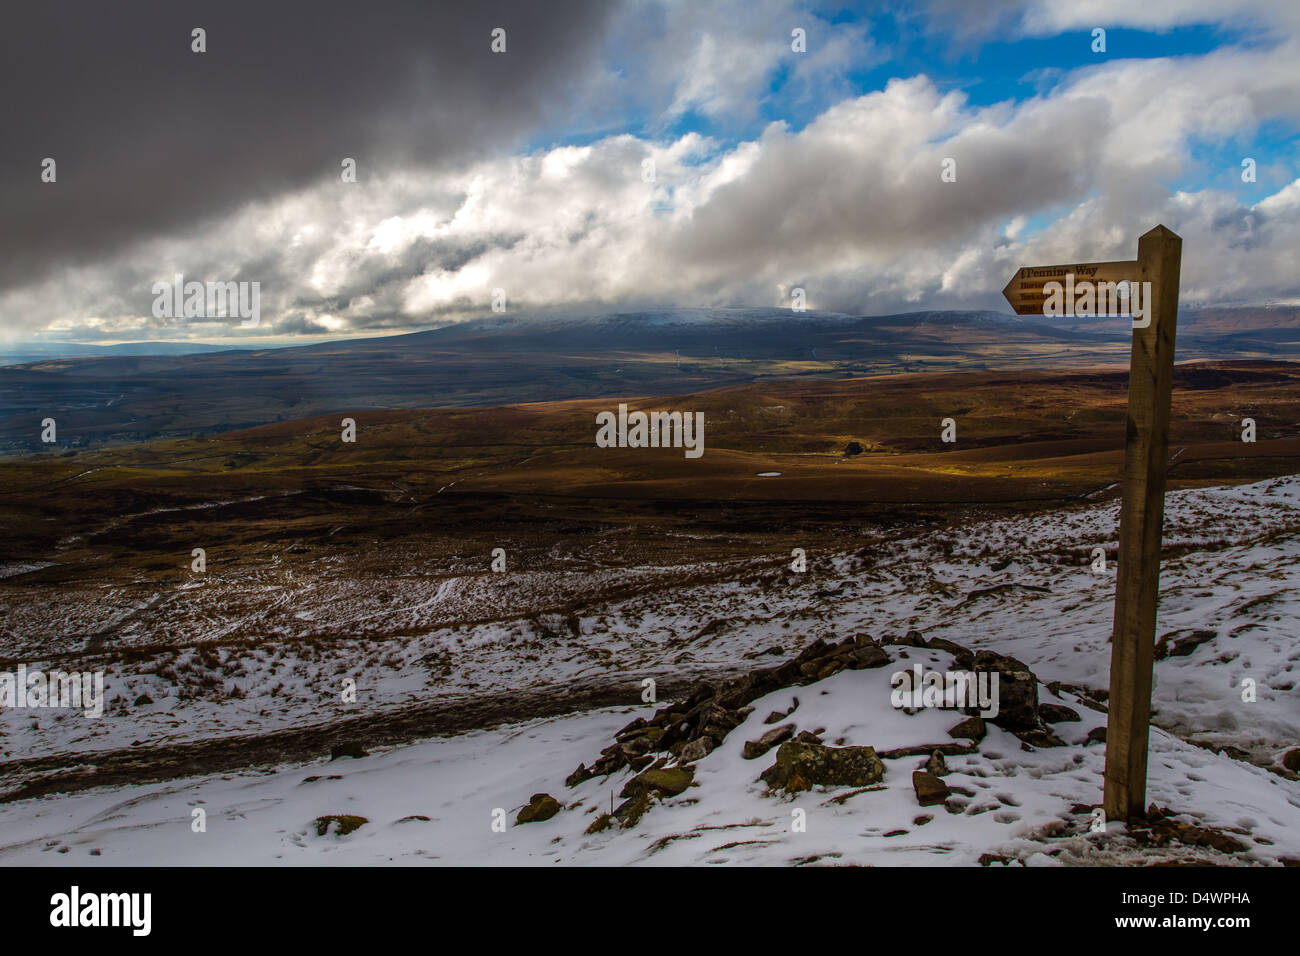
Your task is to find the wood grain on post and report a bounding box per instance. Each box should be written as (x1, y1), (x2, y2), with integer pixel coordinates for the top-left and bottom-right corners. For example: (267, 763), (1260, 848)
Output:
(1103, 224), (1182, 822)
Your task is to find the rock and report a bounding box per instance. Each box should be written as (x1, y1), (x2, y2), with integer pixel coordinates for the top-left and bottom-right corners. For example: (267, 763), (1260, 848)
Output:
(1154, 629), (1217, 661)
(889, 629), (927, 647)
(769, 660), (802, 686)
(329, 741), (368, 760)
(627, 753), (656, 771)
(133, 693), (153, 706)
(760, 742), (884, 791)
(1135, 809), (1249, 854)
(947, 715), (986, 741)
(743, 723), (795, 760)
(960, 650), (1040, 731)
(683, 682), (717, 709)
(878, 742), (976, 759)
(613, 790), (654, 828)
(912, 770), (950, 806)
(1039, 703), (1081, 723)
(516, 793), (561, 825)
(314, 814), (368, 836)
(763, 710), (786, 725)
(565, 763), (593, 788)
(717, 674), (759, 709)
(794, 639), (830, 663)
(1013, 726), (1067, 748)
(924, 750), (948, 776)
(795, 730), (824, 744)
(1283, 748), (1300, 772)
(620, 765), (695, 800)
(615, 717), (649, 739)
(677, 736), (715, 764)
(697, 704), (751, 741)
(620, 735), (654, 757)
(845, 645), (890, 669)
(925, 636), (968, 656)
(815, 658), (846, 680)
(1086, 726), (1107, 744)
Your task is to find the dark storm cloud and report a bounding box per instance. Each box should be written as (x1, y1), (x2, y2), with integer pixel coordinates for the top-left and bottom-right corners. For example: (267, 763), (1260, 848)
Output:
(0, 0), (614, 291)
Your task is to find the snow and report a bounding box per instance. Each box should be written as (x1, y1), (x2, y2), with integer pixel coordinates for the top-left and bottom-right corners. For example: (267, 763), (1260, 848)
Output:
(1, 476), (1298, 865)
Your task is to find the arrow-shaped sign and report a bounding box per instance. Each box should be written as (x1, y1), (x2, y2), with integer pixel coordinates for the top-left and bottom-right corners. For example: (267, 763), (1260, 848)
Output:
(1002, 260), (1139, 315)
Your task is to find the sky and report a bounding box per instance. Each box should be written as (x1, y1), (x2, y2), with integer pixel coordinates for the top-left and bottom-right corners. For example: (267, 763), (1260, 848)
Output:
(3, 0), (1299, 345)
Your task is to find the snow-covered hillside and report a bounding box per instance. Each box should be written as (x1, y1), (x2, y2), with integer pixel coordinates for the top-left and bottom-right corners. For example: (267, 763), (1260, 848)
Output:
(1, 477), (1297, 866)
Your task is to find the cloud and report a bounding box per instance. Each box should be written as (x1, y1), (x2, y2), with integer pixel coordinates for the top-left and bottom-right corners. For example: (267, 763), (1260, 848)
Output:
(3, 1), (1300, 342)
(0, 0), (616, 293)
(1017, 0), (1300, 35)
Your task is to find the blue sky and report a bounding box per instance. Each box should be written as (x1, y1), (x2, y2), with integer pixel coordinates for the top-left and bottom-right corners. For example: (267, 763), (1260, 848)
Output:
(636, 15), (1294, 199)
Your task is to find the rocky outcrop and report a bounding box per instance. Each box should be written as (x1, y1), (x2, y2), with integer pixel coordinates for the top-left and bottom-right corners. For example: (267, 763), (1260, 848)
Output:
(566, 634), (893, 787)
(760, 742), (884, 792)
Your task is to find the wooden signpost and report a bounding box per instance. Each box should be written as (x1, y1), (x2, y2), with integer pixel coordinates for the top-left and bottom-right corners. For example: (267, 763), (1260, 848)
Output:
(1001, 260), (1140, 316)
(1003, 225), (1182, 822)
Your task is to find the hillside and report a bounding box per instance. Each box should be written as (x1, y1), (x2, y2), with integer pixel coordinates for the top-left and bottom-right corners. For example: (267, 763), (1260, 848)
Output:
(2, 475), (1297, 866)
(3, 306), (1299, 453)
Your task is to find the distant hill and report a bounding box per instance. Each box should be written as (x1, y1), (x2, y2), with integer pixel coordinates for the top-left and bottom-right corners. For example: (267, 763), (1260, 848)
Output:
(1, 306), (1297, 453)
(0, 340), (245, 366)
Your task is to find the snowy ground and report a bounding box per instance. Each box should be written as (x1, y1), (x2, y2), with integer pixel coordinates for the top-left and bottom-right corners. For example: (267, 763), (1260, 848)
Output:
(1, 662), (1296, 867)
(1, 477), (1297, 865)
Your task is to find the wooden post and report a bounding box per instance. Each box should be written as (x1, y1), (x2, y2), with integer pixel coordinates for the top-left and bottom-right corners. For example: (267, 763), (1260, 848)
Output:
(1103, 224), (1182, 822)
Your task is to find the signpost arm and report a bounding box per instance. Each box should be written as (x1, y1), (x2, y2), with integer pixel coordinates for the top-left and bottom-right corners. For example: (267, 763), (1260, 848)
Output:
(1103, 224), (1182, 822)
